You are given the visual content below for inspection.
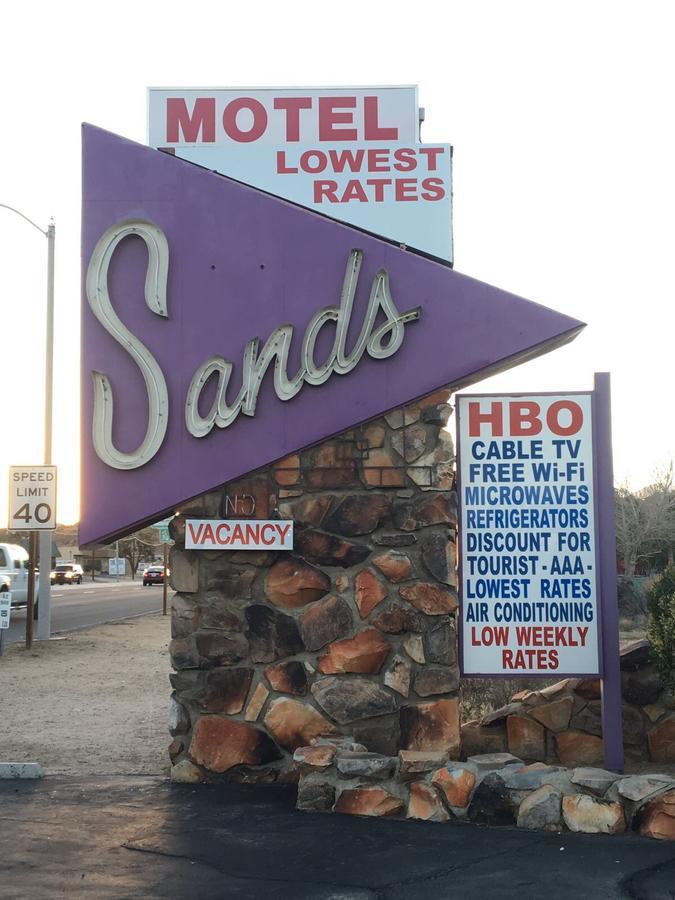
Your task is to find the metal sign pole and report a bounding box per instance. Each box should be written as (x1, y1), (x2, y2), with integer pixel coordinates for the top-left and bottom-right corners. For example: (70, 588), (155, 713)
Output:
(593, 372), (624, 771)
(25, 531), (38, 649)
(163, 543), (168, 616)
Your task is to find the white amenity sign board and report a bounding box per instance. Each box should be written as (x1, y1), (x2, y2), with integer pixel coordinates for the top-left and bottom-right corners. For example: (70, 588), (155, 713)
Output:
(108, 558), (126, 576)
(0, 592), (11, 629)
(147, 86), (453, 263)
(8, 465), (57, 531)
(186, 519), (293, 551)
(457, 394), (600, 676)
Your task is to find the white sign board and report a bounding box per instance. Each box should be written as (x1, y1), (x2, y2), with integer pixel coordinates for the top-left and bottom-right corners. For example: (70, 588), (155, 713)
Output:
(185, 519), (293, 551)
(9, 465), (57, 531)
(457, 393), (600, 676)
(148, 86), (453, 263)
(108, 557), (126, 576)
(0, 592), (11, 629)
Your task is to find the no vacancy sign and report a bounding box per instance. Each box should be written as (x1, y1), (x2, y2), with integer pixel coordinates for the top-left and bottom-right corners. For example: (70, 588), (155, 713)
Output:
(457, 393), (600, 676)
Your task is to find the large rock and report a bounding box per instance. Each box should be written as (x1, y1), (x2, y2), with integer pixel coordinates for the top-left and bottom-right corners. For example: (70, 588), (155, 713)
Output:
(398, 749), (449, 779)
(400, 698), (460, 754)
(277, 495), (332, 527)
(354, 570), (388, 618)
(555, 731), (604, 767)
(352, 714), (401, 756)
(273, 453), (300, 485)
(517, 784), (563, 831)
(371, 600), (422, 634)
(195, 632), (249, 667)
(306, 443), (356, 489)
(203, 563), (257, 597)
(264, 698), (336, 751)
(506, 716), (545, 761)
(619, 639), (651, 669)
(312, 676), (396, 724)
(360, 449), (407, 487)
(335, 751), (396, 779)
(407, 782), (451, 821)
(403, 633), (425, 663)
(621, 667), (663, 706)
(245, 605), (303, 663)
(467, 752), (524, 773)
(421, 532), (454, 585)
(570, 767), (621, 795)
(373, 533), (417, 548)
(197, 595), (244, 631)
(391, 423), (431, 463)
(169, 549), (199, 593)
(394, 494), (454, 531)
(299, 595), (354, 651)
(264, 559), (330, 608)
(264, 660), (308, 694)
(647, 714), (675, 763)
(372, 551), (413, 583)
(570, 700), (603, 736)
(461, 721), (507, 756)
(244, 682), (269, 722)
(199, 667), (254, 713)
(354, 569), (387, 619)
(562, 794), (626, 834)
(384, 655), (412, 697)
(335, 787), (403, 817)
(169, 695), (190, 734)
(530, 697), (573, 732)
(414, 666), (459, 697)
(170, 637), (201, 670)
(425, 619), (457, 665)
(614, 774), (675, 803)
(432, 764), (476, 808)
(296, 774), (336, 812)
(294, 529), (370, 568)
(322, 494), (391, 536)
(189, 717), (281, 772)
(399, 582), (458, 615)
(501, 763), (574, 794)
(467, 774), (516, 826)
(293, 745), (336, 770)
(636, 790), (675, 840)
(170, 759), (203, 783)
(318, 629), (390, 674)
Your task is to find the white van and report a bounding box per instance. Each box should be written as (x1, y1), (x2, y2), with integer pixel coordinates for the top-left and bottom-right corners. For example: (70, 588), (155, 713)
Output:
(0, 543), (39, 609)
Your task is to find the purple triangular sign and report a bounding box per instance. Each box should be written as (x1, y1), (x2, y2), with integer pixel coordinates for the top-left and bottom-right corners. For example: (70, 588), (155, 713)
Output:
(80, 125), (583, 545)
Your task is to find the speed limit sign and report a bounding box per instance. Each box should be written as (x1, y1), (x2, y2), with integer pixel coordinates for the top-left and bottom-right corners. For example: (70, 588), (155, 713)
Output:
(9, 466), (58, 530)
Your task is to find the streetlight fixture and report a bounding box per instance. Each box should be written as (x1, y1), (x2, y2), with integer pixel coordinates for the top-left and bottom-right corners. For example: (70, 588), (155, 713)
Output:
(0, 203), (55, 641)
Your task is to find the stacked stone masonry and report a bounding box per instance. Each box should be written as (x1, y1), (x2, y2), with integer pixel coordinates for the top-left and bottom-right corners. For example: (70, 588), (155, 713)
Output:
(168, 389), (460, 785)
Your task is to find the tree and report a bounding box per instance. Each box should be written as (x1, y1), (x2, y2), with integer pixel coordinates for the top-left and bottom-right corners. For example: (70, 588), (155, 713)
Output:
(647, 565), (675, 684)
(117, 527), (163, 580)
(615, 464), (675, 577)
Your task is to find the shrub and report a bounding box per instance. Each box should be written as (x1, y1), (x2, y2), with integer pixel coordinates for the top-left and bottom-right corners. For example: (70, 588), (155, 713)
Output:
(646, 565), (675, 684)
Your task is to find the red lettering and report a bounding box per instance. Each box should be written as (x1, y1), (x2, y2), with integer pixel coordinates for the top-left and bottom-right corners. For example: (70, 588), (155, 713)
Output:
(216, 523), (230, 544)
(245, 523), (260, 544)
(366, 178), (391, 201)
(468, 401), (503, 437)
(203, 524), (215, 543)
(276, 523), (292, 542)
(395, 178), (418, 201)
(300, 150), (327, 173)
(318, 97), (357, 141)
(276, 151), (298, 174)
(341, 180), (368, 202)
(509, 401), (542, 436)
(166, 98), (215, 143)
(273, 97), (311, 141)
(577, 626), (588, 646)
(314, 180), (338, 203)
(222, 98), (267, 143)
(328, 148), (365, 173)
(231, 523), (245, 542)
(421, 177), (445, 201)
(546, 400), (583, 436)
(502, 649), (514, 668)
(549, 649), (559, 669)
(418, 147), (444, 170)
(363, 96), (398, 140)
(393, 147), (416, 171)
(187, 522), (205, 543)
(367, 148), (390, 172)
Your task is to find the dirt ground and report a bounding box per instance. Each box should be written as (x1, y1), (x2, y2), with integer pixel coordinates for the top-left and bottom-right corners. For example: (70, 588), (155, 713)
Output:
(0, 614), (170, 776)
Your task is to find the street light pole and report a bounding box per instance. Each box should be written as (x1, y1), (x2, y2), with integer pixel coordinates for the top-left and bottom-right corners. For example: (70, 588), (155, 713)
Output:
(0, 204), (54, 641)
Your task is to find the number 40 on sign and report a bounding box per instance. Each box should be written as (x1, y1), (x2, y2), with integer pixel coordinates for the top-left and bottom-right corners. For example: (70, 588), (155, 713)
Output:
(9, 466), (58, 530)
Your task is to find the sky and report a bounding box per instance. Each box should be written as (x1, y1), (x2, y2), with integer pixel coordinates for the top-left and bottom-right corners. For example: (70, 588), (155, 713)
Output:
(1, 0), (674, 527)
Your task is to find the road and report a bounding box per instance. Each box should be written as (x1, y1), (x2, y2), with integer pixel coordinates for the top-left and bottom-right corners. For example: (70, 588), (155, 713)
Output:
(3, 579), (167, 644)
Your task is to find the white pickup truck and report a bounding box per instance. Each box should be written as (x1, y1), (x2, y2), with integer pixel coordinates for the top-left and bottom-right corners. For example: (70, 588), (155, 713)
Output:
(0, 542), (39, 611)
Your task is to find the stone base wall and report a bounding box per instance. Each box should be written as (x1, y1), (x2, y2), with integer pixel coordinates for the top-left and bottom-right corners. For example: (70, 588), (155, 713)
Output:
(167, 390), (460, 784)
(461, 640), (675, 767)
(294, 737), (675, 840)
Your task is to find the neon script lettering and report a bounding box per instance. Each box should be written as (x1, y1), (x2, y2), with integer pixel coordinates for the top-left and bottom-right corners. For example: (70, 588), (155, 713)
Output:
(86, 219), (420, 470)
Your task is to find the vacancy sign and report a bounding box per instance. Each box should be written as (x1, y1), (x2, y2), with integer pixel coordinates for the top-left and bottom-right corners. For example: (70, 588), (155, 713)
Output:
(186, 519), (293, 551)
(9, 465), (57, 531)
(147, 87), (453, 262)
(457, 394), (600, 676)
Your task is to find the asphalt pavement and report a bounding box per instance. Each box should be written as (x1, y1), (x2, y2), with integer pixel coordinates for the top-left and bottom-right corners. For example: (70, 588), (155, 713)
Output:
(3, 579), (165, 644)
(0, 776), (673, 899)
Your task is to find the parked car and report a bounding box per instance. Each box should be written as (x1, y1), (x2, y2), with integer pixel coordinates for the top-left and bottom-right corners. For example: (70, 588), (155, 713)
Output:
(0, 542), (39, 608)
(142, 565), (168, 586)
(51, 563), (84, 585)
